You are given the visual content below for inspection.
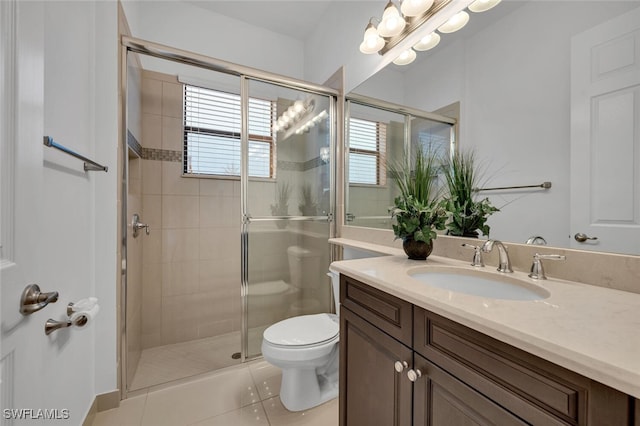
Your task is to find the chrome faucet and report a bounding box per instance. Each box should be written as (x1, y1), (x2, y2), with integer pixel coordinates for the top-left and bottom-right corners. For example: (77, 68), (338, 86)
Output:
(481, 240), (513, 273)
(526, 235), (547, 245)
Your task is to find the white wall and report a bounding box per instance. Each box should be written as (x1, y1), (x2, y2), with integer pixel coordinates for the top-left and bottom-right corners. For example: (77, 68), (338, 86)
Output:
(397, 1), (638, 247)
(121, 0), (305, 80)
(42, 0), (118, 421)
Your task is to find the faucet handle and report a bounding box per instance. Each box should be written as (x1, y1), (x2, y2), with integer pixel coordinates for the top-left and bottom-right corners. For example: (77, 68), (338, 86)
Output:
(529, 253), (566, 280)
(461, 244), (484, 267)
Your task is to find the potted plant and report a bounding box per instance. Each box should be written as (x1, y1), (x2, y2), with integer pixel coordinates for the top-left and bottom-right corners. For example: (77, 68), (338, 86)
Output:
(271, 182), (291, 228)
(442, 150), (498, 238)
(298, 184), (318, 216)
(390, 148), (447, 260)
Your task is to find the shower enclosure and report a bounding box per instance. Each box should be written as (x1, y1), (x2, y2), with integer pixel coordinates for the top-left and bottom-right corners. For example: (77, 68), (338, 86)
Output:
(122, 38), (336, 393)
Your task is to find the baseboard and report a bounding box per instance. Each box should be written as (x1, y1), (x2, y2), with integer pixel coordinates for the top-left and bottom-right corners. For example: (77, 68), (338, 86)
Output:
(97, 390), (121, 412)
(82, 390), (120, 425)
(82, 399), (97, 426)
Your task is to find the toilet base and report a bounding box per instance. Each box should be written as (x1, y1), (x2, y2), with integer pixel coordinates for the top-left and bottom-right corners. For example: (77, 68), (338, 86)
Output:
(279, 366), (339, 412)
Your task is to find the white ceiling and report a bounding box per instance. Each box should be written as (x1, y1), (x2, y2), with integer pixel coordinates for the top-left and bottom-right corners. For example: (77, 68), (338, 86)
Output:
(183, 1), (338, 40)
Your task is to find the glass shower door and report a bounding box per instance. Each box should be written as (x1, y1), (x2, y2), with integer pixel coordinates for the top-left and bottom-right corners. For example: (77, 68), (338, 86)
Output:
(242, 78), (334, 359)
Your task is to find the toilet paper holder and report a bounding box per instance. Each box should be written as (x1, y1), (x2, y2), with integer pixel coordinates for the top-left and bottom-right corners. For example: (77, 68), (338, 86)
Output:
(44, 302), (92, 335)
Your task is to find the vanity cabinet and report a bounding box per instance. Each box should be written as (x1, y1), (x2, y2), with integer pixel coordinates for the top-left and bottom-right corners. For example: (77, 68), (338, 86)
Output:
(339, 274), (634, 426)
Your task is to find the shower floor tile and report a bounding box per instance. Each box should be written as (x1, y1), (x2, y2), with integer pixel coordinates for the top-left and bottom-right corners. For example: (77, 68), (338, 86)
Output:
(130, 331), (242, 391)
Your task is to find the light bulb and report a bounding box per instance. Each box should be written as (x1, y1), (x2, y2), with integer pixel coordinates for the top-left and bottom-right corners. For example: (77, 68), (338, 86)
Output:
(438, 11), (469, 33)
(469, 0), (501, 13)
(400, 0), (434, 17)
(393, 48), (416, 66)
(359, 24), (385, 54)
(285, 108), (296, 119)
(378, 2), (406, 38)
(293, 100), (305, 113)
(413, 32), (440, 51)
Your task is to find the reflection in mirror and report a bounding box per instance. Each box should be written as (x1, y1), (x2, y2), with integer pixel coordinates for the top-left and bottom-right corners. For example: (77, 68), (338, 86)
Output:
(347, 1), (640, 255)
(345, 96), (454, 230)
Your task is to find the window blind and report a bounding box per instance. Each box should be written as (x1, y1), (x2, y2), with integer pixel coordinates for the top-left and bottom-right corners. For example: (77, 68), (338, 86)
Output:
(348, 117), (387, 185)
(184, 85), (275, 177)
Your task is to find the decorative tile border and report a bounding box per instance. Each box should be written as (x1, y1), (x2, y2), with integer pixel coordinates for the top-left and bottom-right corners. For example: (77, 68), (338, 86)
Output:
(127, 130), (142, 157)
(303, 156), (326, 171)
(141, 148), (182, 162)
(139, 149), (325, 172)
(277, 160), (304, 172)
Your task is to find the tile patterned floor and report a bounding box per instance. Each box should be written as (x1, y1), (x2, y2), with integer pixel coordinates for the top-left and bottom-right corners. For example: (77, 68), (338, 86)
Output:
(130, 332), (242, 390)
(93, 360), (338, 426)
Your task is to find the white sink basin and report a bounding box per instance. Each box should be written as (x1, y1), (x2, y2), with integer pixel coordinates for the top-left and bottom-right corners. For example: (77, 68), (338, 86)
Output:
(408, 266), (550, 301)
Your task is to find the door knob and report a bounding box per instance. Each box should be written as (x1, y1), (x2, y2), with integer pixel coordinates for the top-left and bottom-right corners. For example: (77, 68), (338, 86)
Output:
(407, 369), (422, 382)
(20, 284), (59, 315)
(574, 233), (598, 243)
(394, 361), (408, 373)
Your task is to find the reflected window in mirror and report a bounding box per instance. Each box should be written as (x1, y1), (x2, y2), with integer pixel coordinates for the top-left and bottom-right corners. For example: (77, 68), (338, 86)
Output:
(348, 117), (387, 185)
(183, 84), (275, 178)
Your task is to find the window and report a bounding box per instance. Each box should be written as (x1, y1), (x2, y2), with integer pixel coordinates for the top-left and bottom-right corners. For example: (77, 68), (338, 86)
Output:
(348, 117), (387, 185)
(183, 85), (275, 178)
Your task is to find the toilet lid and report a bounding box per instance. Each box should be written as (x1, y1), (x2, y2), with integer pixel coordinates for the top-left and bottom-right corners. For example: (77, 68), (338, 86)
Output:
(264, 314), (339, 347)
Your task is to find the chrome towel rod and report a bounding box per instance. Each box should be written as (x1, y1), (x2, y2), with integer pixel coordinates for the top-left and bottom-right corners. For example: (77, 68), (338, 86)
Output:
(43, 136), (108, 172)
(475, 181), (551, 192)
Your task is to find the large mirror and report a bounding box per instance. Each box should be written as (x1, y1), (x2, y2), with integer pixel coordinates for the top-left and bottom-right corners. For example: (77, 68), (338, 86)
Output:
(346, 0), (640, 256)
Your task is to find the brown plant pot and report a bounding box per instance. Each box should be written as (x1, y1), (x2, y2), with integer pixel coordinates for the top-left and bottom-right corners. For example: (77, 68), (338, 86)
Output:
(402, 237), (434, 260)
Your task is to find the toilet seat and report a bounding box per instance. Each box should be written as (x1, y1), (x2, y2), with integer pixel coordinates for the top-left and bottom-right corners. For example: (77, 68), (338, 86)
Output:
(263, 313), (338, 348)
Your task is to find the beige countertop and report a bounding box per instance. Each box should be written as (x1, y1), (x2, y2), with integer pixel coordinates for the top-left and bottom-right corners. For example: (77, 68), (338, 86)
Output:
(329, 241), (640, 399)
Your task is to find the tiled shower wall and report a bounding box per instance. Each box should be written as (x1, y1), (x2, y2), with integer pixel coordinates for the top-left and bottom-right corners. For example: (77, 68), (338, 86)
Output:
(138, 69), (332, 349)
(140, 70), (242, 348)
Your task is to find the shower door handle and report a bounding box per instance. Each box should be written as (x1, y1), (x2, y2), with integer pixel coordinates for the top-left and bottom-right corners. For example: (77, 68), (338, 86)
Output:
(132, 213), (150, 237)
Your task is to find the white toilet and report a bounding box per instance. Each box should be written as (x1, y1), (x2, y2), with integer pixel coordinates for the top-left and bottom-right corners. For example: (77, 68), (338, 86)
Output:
(261, 269), (340, 412)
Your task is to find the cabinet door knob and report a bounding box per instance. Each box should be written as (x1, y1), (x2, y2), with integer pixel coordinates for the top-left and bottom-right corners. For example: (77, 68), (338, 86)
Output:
(394, 361), (408, 373)
(407, 369), (422, 382)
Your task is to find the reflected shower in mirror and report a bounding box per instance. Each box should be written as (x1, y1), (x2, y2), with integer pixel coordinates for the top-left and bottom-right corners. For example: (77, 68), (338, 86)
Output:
(347, 0), (640, 255)
(345, 95), (454, 230)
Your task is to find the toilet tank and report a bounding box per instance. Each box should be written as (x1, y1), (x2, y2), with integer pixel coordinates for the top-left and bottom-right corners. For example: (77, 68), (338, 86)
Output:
(287, 246), (321, 289)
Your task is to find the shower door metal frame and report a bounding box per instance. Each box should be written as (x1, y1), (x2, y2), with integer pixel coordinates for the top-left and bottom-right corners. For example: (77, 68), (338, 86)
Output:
(120, 36), (339, 395)
(240, 77), (337, 362)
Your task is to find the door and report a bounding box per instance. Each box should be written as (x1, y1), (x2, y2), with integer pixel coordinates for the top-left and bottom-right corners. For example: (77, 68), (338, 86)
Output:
(570, 6), (640, 254)
(243, 78), (334, 358)
(413, 354), (527, 426)
(1, 0), (46, 419)
(339, 307), (413, 426)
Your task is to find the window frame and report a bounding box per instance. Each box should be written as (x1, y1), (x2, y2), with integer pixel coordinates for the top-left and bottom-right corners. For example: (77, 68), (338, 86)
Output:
(348, 117), (387, 187)
(182, 84), (276, 179)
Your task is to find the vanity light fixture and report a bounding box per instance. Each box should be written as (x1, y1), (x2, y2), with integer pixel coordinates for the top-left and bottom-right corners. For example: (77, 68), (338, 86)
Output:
(273, 99), (314, 133)
(359, 20), (385, 54)
(401, 0), (434, 17)
(468, 0), (502, 13)
(437, 10), (469, 33)
(377, 1), (406, 37)
(413, 32), (440, 51)
(393, 48), (417, 65)
(360, 0), (502, 65)
(320, 146), (330, 163)
(293, 109), (328, 135)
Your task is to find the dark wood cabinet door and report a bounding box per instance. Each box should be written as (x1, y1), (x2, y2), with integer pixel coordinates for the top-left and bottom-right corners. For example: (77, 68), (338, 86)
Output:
(340, 306), (413, 426)
(413, 353), (529, 426)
